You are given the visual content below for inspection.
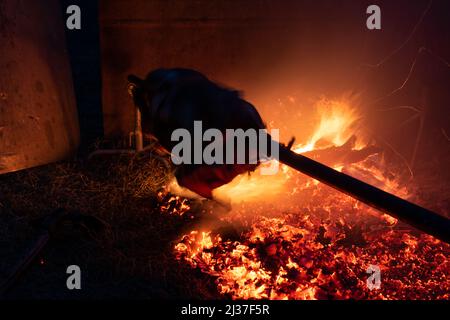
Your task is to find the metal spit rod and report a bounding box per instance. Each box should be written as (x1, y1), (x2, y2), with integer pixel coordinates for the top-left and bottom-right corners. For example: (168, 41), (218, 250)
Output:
(278, 145), (450, 244)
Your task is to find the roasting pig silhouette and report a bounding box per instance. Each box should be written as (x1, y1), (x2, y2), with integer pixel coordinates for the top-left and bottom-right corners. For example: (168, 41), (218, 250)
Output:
(127, 68), (449, 243)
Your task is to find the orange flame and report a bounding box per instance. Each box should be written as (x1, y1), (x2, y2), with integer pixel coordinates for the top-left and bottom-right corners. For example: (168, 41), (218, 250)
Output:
(168, 96), (449, 300)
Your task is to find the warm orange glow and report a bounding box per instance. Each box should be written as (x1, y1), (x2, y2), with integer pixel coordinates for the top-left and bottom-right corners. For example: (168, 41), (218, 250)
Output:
(165, 96), (449, 300)
(213, 97), (365, 204)
(309, 97), (362, 148)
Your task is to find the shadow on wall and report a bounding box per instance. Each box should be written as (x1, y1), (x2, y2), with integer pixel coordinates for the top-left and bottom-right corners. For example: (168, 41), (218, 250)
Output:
(61, 0), (104, 150)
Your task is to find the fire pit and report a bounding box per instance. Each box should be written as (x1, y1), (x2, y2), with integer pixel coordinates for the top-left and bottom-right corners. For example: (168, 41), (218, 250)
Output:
(165, 96), (450, 300)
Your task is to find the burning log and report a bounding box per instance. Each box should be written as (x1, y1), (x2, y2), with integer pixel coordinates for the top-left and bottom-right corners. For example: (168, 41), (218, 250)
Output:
(302, 135), (382, 167)
(127, 68), (449, 244)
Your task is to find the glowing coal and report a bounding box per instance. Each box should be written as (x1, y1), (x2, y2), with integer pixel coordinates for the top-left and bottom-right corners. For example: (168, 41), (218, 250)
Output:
(161, 97), (449, 300)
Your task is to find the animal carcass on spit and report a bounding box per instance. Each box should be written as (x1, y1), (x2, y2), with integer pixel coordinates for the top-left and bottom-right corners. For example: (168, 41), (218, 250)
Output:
(127, 68), (449, 243)
(128, 68), (267, 199)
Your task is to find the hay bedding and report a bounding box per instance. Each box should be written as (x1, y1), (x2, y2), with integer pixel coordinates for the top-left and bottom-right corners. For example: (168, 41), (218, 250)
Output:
(0, 150), (220, 299)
